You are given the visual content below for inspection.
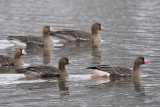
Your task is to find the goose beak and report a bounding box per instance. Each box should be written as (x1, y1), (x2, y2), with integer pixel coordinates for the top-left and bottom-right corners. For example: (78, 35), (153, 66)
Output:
(69, 61), (73, 64)
(101, 26), (106, 30)
(145, 60), (150, 63)
(50, 27), (55, 32)
(22, 49), (27, 55)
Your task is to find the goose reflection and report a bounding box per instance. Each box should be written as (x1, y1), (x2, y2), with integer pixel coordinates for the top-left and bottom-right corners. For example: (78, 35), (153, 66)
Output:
(132, 76), (145, 97)
(0, 65), (23, 73)
(74, 41), (101, 65)
(43, 45), (54, 64)
(26, 45), (54, 65)
(91, 41), (101, 65)
(58, 77), (70, 96)
(14, 76), (70, 97)
(88, 76), (146, 97)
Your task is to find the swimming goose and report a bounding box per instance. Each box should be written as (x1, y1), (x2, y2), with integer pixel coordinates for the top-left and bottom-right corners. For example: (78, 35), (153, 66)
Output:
(49, 23), (105, 42)
(16, 57), (72, 78)
(0, 48), (27, 66)
(8, 25), (55, 47)
(86, 56), (150, 78)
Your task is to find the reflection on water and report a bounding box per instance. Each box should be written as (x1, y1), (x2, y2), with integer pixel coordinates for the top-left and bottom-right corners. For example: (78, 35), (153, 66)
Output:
(0, 65), (23, 73)
(91, 41), (101, 65)
(26, 45), (54, 65)
(58, 77), (70, 96)
(133, 77), (146, 97)
(43, 46), (54, 65)
(0, 0), (160, 106)
(133, 77), (143, 92)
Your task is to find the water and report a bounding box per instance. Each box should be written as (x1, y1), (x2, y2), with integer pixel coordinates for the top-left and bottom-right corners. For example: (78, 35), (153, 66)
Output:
(0, 0), (160, 106)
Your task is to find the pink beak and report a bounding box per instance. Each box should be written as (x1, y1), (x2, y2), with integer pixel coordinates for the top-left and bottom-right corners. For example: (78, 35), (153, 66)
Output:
(145, 60), (150, 63)
(69, 61), (73, 64)
(101, 26), (106, 30)
(50, 27), (55, 32)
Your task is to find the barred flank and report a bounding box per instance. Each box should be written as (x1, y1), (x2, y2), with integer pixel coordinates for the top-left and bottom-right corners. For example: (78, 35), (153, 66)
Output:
(8, 35), (44, 45)
(97, 65), (132, 77)
(0, 55), (15, 66)
(53, 30), (92, 40)
(17, 66), (61, 78)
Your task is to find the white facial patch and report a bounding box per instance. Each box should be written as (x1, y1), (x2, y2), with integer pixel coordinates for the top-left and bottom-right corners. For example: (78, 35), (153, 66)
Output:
(50, 27), (53, 31)
(50, 27), (55, 32)
(22, 49), (27, 55)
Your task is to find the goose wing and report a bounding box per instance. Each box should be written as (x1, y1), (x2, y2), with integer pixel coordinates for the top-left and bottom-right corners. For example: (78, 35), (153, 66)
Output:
(8, 35), (44, 45)
(50, 30), (92, 41)
(17, 66), (60, 78)
(96, 65), (132, 77)
(87, 65), (132, 78)
(0, 55), (15, 66)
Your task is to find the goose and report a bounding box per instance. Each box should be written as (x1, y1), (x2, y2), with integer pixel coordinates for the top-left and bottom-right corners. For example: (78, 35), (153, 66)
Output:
(49, 23), (105, 42)
(86, 56), (150, 78)
(0, 48), (27, 66)
(16, 57), (72, 78)
(8, 25), (55, 47)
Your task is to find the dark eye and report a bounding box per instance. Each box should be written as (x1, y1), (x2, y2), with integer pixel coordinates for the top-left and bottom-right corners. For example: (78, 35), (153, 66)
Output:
(66, 58), (69, 63)
(19, 48), (22, 51)
(141, 57), (144, 61)
(97, 23), (100, 27)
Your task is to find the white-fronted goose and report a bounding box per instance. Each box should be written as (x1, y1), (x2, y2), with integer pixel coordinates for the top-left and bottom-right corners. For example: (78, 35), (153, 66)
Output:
(49, 23), (105, 42)
(0, 48), (27, 66)
(16, 57), (72, 78)
(86, 56), (150, 78)
(8, 25), (55, 47)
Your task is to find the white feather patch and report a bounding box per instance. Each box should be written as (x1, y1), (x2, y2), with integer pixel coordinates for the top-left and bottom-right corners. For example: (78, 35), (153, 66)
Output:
(87, 69), (110, 76)
(8, 40), (26, 47)
(50, 27), (53, 31)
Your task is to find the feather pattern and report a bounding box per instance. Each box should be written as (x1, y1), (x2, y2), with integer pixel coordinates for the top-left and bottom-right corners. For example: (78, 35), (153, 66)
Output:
(0, 55), (15, 66)
(16, 57), (72, 78)
(7, 25), (54, 46)
(0, 48), (26, 66)
(87, 56), (148, 78)
(50, 30), (92, 41)
(50, 23), (105, 42)
(8, 35), (44, 46)
(17, 66), (61, 78)
(88, 65), (132, 78)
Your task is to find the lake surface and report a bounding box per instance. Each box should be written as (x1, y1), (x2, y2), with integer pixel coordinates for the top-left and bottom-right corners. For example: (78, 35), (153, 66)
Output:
(0, 0), (160, 107)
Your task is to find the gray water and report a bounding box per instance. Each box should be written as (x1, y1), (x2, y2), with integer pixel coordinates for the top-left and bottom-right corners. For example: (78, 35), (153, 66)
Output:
(0, 0), (160, 107)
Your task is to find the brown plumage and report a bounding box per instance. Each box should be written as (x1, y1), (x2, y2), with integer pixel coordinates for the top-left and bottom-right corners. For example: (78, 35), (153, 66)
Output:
(49, 23), (105, 42)
(16, 57), (72, 78)
(8, 25), (55, 47)
(87, 56), (150, 78)
(0, 48), (27, 66)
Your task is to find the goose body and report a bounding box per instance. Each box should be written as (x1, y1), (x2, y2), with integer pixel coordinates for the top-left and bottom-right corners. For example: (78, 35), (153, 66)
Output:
(16, 57), (72, 78)
(8, 35), (44, 47)
(50, 23), (105, 42)
(87, 56), (150, 78)
(8, 26), (55, 47)
(0, 48), (27, 66)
